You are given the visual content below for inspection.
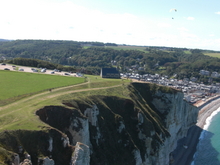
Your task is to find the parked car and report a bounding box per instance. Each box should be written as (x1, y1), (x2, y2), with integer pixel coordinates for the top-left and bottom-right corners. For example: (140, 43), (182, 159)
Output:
(54, 69), (60, 72)
(1, 63), (6, 65)
(19, 68), (24, 71)
(4, 68), (10, 70)
(41, 69), (46, 73)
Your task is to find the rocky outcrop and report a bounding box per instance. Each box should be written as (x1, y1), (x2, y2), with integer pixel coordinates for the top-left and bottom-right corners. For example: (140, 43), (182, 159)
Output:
(20, 159), (32, 165)
(41, 157), (54, 165)
(13, 154), (20, 165)
(71, 142), (90, 165)
(0, 129), (73, 165)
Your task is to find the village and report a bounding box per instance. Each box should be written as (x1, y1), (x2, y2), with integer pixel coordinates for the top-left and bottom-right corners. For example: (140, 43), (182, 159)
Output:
(120, 71), (220, 105)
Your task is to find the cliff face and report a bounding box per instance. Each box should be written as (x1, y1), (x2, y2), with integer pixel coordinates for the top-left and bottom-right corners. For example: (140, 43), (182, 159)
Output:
(150, 90), (198, 164)
(0, 83), (198, 165)
(126, 83), (198, 164)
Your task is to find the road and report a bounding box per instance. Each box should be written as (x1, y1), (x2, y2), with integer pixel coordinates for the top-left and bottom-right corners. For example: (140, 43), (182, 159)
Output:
(0, 63), (77, 76)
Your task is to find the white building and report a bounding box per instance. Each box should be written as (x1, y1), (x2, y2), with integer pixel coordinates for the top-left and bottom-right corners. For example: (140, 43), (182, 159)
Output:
(211, 72), (219, 78)
(200, 70), (210, 76)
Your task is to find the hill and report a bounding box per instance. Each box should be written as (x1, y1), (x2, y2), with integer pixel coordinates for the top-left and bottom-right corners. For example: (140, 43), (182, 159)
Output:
(0, 71), (197, 164)
(0, 39), (11, 42)
(1, 40), (220, 83)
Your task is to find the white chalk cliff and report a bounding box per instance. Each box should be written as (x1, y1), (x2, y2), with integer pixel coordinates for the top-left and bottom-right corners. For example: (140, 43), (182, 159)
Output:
(65, 89), (198, 165)
(151, 91), (198, 165)
(71, 142), (90, 165)
(27, 83), (199, 165)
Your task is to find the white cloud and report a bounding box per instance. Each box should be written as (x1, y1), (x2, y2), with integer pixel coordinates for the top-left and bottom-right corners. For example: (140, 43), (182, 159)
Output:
(0, 0), (147, 42)
(187, 17), (195, 21)
(215, 11), (220, 15)
(178, 27), (189, 32)
(0, 0), (219, 50)
(172, 27), (200, 48)
(157, 23), (171, 28)
(0, 0), (162, 45)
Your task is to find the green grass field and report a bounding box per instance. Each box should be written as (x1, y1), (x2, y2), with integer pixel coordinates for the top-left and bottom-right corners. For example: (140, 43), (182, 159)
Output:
(0, 70), (129, 131)
(83, 45), (149, 52)
(183, 50), (192, 54)
(203, 52), (220, 58)
(0, 70), (85, 105)
(0, 71), (130, 164)
(105, 45), (148, 52)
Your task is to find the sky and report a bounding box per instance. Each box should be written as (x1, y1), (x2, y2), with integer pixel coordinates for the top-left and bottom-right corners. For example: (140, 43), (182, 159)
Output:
(0, 0), (220, 50)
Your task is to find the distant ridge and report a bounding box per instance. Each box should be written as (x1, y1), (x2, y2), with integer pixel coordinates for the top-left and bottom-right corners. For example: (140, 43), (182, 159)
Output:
(0, 39), (12, 42)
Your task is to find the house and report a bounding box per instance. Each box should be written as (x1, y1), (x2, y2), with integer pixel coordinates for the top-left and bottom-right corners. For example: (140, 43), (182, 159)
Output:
(100, 68), (120, 79)
(190, 77), (197, 82)
(200, 70), (210, 76)
(138, 67), (144, 71)
(184, 95), (191, 102)
(211, 72), (219, 78)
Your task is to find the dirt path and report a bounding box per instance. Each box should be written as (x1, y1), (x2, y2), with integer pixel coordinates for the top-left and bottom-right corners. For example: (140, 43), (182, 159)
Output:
(0, 82), (88, 110)
(0, 82), (123, 118)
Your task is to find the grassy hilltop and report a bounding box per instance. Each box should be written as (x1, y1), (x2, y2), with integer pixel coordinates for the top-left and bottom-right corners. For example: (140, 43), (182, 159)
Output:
(0, 70), (129, 131)
(0, 68), (177, 164)
(0, 70), (85, 105)
(0, 69), (132, 163)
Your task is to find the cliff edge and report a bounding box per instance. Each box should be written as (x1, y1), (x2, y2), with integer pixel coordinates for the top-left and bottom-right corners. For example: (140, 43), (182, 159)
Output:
(0, 82), (198, 165)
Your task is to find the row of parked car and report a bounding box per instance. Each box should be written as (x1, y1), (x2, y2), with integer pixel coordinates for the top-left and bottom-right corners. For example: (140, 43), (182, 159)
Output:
(1, 63), (10, 70)
(1, 63), (73, 76)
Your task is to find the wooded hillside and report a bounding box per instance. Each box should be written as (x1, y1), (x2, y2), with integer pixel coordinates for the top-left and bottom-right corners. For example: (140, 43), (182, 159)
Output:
(1, 40), (220, 83)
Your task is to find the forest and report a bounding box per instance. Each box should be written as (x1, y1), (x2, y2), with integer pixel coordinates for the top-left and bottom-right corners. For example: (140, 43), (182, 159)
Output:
(1, 39), (220, 83)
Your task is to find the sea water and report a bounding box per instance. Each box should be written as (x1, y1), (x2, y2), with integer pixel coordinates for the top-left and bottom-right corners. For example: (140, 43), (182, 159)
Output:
(191, 107), (220, 165)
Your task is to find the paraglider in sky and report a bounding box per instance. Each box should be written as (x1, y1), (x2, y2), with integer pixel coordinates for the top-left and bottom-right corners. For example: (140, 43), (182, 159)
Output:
(170, 8), (177, 12)
(169, 8), (177, 19)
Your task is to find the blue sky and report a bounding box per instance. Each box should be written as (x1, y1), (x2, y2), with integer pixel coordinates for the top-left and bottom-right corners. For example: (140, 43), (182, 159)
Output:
(0, 0), (220, 50)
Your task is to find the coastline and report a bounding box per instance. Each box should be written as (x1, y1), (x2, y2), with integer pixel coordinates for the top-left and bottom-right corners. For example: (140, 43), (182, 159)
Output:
(172, 95), (220, 165)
